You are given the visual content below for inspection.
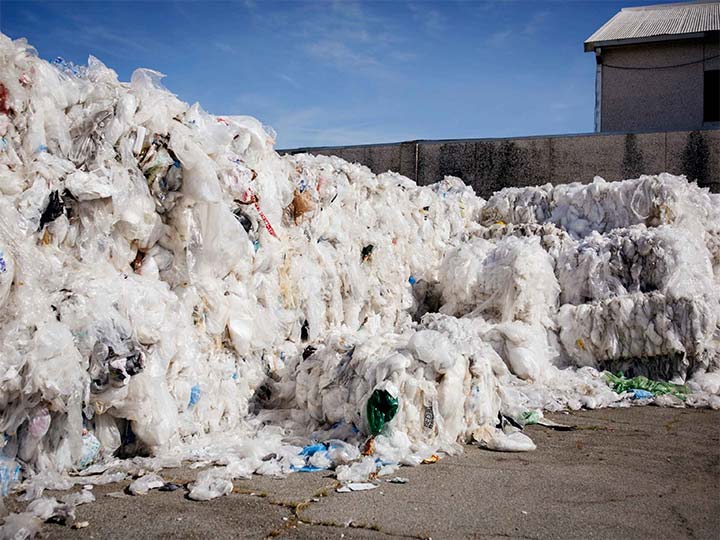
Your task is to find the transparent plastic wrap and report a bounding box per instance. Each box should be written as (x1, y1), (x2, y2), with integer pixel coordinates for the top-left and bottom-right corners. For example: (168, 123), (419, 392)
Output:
(558, 292), (718, 379)
(292, 328), (507, 462)
(481, 174), (720, 239)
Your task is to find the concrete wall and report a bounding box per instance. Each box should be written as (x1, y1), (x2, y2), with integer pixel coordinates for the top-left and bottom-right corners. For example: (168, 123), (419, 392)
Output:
(282, 128), (720, 198)
(599, 36), (720, 132)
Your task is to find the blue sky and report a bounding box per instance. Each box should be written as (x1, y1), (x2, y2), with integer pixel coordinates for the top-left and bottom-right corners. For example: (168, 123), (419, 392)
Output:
(1, 0), (664, 148)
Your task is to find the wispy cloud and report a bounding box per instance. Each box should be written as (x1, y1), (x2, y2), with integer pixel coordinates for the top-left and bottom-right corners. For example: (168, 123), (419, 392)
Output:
(275, 72), (301, 89)
(41, 12), (171, 61)
(407, 2), (447, 33)
(234, 92), (279, 114)
(487, 29), (513, 48)
(214, 41), (235, 54)
(390, 50), (417, 62)
(235, 100), (412, 148)
(285, 1), (408, 77)
(279, 119), (410, 149)
(521, 11), (549, 36)
(221, 1), (407, 78)
(306, 40), (379, 70)
(486, 9), (550, 48)
(20, 9), (40, 25)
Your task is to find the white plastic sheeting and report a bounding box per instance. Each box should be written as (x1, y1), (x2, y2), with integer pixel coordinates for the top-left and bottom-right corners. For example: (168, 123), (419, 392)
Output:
(0, 34), (719, 515)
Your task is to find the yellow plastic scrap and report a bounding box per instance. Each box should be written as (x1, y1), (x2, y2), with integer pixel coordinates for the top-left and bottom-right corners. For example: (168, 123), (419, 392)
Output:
(362, 437), (375, 456)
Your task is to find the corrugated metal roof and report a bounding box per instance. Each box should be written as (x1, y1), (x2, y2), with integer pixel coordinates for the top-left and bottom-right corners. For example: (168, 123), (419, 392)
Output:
(585, 1), (720, 50)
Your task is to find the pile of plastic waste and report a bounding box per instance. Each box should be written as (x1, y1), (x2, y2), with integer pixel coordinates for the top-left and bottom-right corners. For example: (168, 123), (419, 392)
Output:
(0, 33), (719, 532)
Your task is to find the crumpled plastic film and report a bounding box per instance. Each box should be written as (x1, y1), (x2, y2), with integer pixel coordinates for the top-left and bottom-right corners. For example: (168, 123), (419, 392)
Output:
(0, 33), (719, 513)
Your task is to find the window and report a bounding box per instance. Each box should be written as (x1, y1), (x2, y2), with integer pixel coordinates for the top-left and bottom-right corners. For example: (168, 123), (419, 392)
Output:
(704, 70), (720, 123)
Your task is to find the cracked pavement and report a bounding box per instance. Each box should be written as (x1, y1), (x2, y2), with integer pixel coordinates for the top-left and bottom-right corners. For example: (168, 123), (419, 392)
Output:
(6, 407), (719, 539)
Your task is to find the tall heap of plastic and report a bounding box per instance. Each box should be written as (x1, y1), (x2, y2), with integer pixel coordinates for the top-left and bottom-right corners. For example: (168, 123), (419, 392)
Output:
(0, 34), (719, 493)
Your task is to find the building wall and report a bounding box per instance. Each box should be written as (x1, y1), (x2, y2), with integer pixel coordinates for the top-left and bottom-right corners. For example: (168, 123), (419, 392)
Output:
(282, 128), (720, 198)
(599, 36), (718, 132)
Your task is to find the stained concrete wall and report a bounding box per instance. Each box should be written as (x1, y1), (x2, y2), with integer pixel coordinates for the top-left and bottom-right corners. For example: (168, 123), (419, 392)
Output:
(282, 128), (719, 198)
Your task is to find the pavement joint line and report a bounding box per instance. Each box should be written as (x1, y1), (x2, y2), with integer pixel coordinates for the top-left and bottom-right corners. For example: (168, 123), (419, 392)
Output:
(263, 480), (426, 539)
(262, 481), (339, 538)
(664, 411), (684, 431)
(475, 533), (537, 539)
(670, 504), (696, 539)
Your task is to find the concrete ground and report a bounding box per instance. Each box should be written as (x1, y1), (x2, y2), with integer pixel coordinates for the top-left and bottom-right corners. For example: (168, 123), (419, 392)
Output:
(6, 407), (720, 539)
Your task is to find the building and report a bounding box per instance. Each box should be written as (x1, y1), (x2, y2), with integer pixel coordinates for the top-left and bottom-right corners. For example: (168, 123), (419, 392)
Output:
(585, 1), (720, 132)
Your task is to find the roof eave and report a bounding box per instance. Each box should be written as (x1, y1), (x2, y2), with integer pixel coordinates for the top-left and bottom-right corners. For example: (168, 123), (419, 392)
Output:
(584, 31), (709, 52)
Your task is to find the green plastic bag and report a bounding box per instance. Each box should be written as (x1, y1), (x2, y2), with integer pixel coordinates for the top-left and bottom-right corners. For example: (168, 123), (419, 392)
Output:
(366, 389), (399, 435)
(520, 410), (541, 425)
(605, 372), (688, 400)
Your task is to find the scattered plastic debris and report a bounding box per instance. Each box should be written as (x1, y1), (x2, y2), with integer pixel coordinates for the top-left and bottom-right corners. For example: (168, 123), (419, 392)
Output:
(188, 384), (202, 408)
(0, 458), (21, 496)
(62, 489), (95, 507)
(631, 389), (654, 400)
(606, 373), (689, 400)
(76, 433), (101, 469)
(367, 389), (399, 436)
(387, 477), (409, 484)
(294, 442), (332, 472)
(336, 482), (378, 493)
(188, 467), (237, 501)
(128, 473), (165, 495)
(652, 394), (686, 408)
(336, 457), (378, 483)
(520, 410), (541, 425)
(519, 411), (574, 431)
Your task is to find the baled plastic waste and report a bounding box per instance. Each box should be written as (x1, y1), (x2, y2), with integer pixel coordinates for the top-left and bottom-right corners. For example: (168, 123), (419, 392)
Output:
(0, 33), (719, 523)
